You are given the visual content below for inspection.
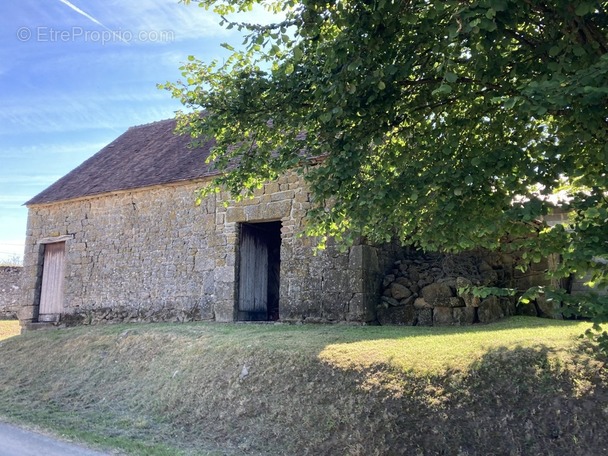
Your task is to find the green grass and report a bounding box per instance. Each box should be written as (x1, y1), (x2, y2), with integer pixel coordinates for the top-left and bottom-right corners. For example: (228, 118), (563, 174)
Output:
(0, 317), (605, 455)
(318, 317), (591, 373)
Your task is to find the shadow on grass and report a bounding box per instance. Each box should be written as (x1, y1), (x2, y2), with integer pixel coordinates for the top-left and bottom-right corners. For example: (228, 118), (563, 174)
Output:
(183, 344), (607, 455)
(0, 318), (606, 455)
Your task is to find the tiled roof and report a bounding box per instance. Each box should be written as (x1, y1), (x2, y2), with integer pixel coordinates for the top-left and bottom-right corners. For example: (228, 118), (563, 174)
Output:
(26, 118), (215, 205)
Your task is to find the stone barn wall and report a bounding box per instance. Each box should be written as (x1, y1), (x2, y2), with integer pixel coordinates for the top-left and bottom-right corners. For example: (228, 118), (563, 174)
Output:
(0, 266), (22, 319)
(20, 173), (382, 327)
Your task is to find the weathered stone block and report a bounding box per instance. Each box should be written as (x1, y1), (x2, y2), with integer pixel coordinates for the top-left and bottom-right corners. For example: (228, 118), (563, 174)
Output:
(448, 297), (465, 308)
(477, 296), (504, 323)
(414, 297), (432, 309)
(194, 254), (215, 272)
(377, 304), (416, 326)
(264, 200), (292, 220)
(381, 296), (400, 307)
(453, 306), (476, 325)
(416, 308), (433, 326)
(322, 270), (350, 293)
(271, 190), (295, 202)
(322, 294), (350, 321)
(264, 182), (280, 194)
(421, 282), (454, 306)
(433, 306), (453, 326)
(348, 293), (374, 322)
(348, 245), (364, 270)
(390, 282), (412, 300)
(500, 297), (516, 317)
(536, 294), (563, 319)
(395, 277), (411, 287)
(383, 274), (396, 288)
(400, 295), (416, 307)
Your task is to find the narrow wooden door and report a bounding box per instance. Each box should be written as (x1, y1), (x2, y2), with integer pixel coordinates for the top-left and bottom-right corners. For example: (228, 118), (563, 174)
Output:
(39, 242), (66, 322)
(238, 225), (269, 321)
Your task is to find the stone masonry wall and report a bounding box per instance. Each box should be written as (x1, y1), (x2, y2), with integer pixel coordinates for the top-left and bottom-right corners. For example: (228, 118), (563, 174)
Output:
(377, 249), (586, 326)
(0, 267), (22, 319)
(21, 173), (380, 326)
(379, 251), (514, 326)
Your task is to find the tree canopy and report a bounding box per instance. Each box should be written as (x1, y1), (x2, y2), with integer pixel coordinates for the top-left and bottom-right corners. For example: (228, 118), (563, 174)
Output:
(163, 0), (608, 328)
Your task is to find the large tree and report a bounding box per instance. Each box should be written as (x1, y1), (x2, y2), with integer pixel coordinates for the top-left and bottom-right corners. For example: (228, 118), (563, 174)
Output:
(163, 0), (608, 333)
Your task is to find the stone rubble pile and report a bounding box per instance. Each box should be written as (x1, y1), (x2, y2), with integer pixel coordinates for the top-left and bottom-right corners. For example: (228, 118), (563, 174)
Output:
(378, 252), (516, 326)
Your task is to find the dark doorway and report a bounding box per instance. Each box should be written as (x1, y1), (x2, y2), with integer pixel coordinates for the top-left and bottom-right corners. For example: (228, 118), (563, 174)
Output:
(237, 221), (281, 321)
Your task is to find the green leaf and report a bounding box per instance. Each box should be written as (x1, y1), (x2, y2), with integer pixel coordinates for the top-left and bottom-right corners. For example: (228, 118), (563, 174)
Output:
(573, 45), (586, 57)
(432, 84), (452, 96)
(489, 0), (508, 12)
(548, 46), (561, 57)
(503, 97), (517, 109)
(575, 2), (594, 16)
(320, 112), (332, 123)
(445, 72), (458, 83)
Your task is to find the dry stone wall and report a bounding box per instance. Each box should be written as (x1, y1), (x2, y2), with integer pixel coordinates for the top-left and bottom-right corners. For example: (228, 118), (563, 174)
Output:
(378, 251), (517, 326)
(0, 267), (21, 319)
(377, 248), (585, 326)
(21, 173), (381, 327)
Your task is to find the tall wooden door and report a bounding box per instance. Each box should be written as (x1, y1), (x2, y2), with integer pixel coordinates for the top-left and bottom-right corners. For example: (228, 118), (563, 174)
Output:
(39, 242), (66, 322)
(237, 222), (281, 321)
(238, 225), (269, 321)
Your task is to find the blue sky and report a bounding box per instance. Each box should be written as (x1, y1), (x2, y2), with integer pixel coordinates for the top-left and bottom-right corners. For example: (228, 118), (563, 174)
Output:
(0, 0), (274, 262)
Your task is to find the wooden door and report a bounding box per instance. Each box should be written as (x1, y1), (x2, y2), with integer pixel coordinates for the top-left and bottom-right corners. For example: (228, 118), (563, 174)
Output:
(238, 225), (269, 321)
(39, 242), (66, 322)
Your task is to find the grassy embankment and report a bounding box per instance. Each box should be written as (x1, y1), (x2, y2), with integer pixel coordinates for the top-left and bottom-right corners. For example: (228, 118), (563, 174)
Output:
(0, 320), (19, 340)
(0, 317), (606, 455)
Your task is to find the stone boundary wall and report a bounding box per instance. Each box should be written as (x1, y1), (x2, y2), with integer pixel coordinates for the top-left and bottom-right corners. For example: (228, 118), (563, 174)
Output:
(0, 267), (22, 319)
(21, 173), (380, 327)
(379, 251), (514, 326)
(377, 249), (587, 326)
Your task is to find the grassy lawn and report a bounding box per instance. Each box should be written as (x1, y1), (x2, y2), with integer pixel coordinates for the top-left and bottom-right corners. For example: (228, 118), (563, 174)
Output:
(0, 319), (20, 341)
(318, 316), (592, 373)
(0, 317), (605, 455)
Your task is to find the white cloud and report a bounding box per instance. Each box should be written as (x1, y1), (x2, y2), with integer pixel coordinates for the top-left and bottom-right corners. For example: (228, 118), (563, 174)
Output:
(99, 0), (284, 42)
(97, 0), (228, 41)
(58, 0), (112, 32)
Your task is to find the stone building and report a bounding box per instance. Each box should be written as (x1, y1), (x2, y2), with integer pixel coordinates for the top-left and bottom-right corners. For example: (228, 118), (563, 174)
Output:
(20, 119), (386, 328)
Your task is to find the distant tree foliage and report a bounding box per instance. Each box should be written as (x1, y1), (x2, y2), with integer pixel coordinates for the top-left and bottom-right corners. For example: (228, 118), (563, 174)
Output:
(163, 0), (608, 339)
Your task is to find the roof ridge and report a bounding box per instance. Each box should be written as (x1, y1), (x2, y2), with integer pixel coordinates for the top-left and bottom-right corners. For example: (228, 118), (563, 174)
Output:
(127, 118), (175, 131)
